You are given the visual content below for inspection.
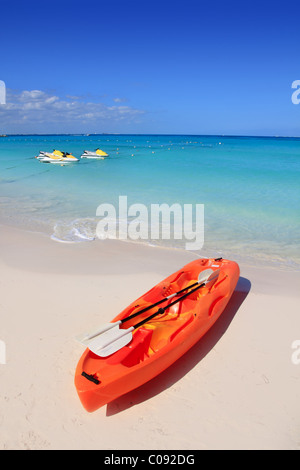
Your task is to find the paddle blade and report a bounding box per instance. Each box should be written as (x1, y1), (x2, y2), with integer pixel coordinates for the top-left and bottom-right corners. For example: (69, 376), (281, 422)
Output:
(197, 268), (214, 284)
(88, 326), (134, 357)
(205, 268), (220, 287)
(75, 320), (122, 347)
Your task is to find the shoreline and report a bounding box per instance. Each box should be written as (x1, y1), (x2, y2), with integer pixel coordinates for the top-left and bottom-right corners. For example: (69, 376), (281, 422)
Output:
(0, 224), (299, 449)
(1, 134), (299, 274)
(1, 218), (299, 274)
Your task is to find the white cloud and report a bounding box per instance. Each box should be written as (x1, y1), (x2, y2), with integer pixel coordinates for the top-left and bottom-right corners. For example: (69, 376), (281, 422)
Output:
(113, 97), (127, 103)
(0, 89), (145, 133)
(19, 90), (49, 101)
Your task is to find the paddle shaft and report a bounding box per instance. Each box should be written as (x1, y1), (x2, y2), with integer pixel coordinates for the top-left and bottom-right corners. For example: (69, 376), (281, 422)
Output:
(86, 269), (220, 357)
(121, 279), (199, 325)
(133, 281), (206, 330)
(78, 280), (197, 344)
(91, 281), (206, 356)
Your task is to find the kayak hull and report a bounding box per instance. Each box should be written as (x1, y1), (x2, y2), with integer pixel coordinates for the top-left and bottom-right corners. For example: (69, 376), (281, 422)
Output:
(75, 258), (240, 412)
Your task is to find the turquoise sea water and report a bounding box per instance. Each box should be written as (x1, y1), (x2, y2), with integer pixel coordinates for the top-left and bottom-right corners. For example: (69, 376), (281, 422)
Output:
(0, 134), (299, 269)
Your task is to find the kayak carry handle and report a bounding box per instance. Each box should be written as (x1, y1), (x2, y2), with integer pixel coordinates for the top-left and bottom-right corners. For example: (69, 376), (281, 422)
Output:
(81, 372), (100, 385)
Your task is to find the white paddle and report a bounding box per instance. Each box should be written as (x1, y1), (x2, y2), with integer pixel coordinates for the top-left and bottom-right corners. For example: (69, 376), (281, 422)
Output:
(76, 268), (214, 348)
(81, 269), (220, 358)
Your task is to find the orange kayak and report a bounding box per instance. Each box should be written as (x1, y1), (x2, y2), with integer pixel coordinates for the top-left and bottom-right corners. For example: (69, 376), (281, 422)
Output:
(75, 257), (240, 412)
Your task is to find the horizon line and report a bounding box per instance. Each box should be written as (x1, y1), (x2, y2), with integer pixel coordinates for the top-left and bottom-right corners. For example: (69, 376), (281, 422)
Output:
(1, 133), (300, 139)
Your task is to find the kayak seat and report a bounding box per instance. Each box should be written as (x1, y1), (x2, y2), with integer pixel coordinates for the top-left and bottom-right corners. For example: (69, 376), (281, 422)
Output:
(106, 328), (153, 367)
(169, 312), (194, 342)
(159, 274), (198, 301)
(147, 311), (195, 350)
(144, 272), (193, 302)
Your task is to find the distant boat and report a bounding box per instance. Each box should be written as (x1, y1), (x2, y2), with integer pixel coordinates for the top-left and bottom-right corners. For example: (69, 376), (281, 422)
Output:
(81, 149), (109, 159)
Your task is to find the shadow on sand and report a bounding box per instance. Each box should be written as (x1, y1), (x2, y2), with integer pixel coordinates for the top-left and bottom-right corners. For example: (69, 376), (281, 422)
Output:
(106, 276), (251, 416)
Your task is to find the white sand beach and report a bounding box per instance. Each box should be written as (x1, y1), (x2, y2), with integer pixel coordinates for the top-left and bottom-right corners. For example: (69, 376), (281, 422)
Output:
(0, 224), (299, 450)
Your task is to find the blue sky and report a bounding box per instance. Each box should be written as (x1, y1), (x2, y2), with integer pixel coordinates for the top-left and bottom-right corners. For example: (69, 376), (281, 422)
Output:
(0, 0), (300, 135)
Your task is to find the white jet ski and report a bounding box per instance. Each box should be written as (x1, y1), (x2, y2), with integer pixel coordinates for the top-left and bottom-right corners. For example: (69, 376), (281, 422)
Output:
(81, 149), (109, 159)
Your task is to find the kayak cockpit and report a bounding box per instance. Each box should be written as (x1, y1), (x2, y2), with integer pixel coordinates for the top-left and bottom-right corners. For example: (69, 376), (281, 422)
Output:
(97, 310), (195, 368)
